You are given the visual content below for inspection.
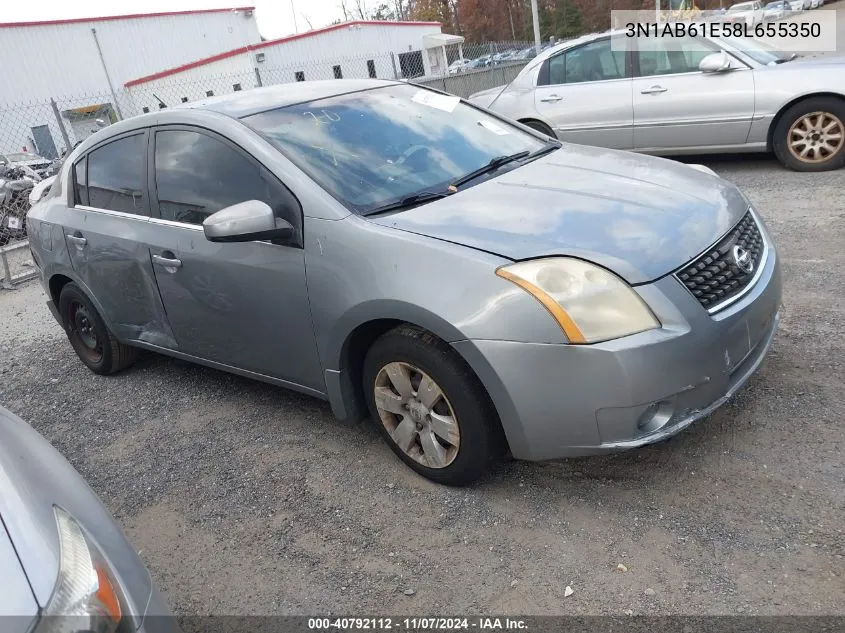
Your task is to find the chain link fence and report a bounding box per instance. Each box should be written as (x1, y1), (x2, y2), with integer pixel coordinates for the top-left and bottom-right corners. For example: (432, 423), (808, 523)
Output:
(0, 40), (539, 287)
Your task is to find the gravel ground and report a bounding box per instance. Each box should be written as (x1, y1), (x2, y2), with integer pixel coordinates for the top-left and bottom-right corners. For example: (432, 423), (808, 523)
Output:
(1, 153), (843, 617)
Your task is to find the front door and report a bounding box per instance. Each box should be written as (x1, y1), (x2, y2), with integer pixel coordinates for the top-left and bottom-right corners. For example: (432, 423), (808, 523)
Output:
(145, 126), (323, 391)
(632, 38), (756, 150)
(534, 37), (633, 149)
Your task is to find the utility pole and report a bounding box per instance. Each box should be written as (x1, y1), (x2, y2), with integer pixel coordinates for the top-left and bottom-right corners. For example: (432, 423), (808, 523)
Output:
(530, 0), (541, 54)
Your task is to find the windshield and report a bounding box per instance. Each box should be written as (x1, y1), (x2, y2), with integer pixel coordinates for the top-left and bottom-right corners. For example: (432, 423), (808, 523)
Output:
(243, 84), (547, 214)
(5, 152), (42, 162)
(717, 35), (789, 64)
(728, 2), (754, 10)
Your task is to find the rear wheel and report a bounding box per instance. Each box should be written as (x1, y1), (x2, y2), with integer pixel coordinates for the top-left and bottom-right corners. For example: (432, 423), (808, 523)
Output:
(59, 283), (137, 375)
(362, 325), (504, 486)
(773, 97), (845, 171)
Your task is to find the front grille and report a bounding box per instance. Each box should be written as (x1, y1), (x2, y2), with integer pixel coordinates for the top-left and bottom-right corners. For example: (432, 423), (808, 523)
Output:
(676, 211), (765, 311)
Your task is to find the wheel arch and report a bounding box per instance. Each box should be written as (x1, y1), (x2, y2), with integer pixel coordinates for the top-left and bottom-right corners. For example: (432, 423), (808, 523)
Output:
(517, 117), (557, 138)
(767, 91), (845, 150)
(327, 304), (511, 453)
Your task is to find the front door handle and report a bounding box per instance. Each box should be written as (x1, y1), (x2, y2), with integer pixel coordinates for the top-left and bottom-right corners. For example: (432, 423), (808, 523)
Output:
(641, 85), (668, 95)
(152, 253), (182, 272)
(66, 234), (87, 247)
(540, 94), (563, 103)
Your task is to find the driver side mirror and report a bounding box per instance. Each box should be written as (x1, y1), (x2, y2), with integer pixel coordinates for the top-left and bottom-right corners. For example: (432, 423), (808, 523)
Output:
(699, 52), (735, 73)
(203, 200), (294, 243)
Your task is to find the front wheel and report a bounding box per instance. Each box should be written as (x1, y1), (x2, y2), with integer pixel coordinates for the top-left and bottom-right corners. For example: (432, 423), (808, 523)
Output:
(362, 325), (504, 486)
(773, 97), (845, 171)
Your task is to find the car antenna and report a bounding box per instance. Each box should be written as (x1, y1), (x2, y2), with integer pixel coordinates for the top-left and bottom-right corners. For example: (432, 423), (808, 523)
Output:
(152, 93), (168, 109)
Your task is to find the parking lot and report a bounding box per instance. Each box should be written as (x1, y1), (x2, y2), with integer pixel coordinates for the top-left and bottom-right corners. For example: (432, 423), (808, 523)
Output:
(0, 151), (842, 616)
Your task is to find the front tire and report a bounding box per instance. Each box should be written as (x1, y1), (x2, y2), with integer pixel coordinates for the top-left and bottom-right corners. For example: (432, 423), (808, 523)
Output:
(362, 325), (504, 486)
(773, 97), (845, 171)
(59, 282), (138, 375)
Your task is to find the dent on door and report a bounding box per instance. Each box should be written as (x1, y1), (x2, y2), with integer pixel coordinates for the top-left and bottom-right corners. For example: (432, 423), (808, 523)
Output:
(63, 211), (177, 347)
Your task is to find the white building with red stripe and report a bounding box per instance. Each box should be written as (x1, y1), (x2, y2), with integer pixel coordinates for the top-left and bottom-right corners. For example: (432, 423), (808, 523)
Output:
(0, 7), (452, 157)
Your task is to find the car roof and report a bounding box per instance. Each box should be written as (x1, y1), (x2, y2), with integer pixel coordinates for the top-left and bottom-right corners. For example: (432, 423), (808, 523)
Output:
(179, 78), (403, 118)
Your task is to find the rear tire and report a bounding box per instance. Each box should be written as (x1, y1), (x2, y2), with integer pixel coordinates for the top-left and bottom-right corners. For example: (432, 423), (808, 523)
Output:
(521, 119), (557, 139)
(772, 96), (845, 172)
(362, 325), (504, 486)
(59, 283), (137, 375)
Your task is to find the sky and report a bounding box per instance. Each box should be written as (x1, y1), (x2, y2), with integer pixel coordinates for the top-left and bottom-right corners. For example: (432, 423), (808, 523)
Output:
(2, 0), (349, 39)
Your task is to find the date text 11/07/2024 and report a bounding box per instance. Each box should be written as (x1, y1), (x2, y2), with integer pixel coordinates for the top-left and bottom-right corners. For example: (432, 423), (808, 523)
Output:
(308, 617), (529, 631)
(624, 21), (822, 39)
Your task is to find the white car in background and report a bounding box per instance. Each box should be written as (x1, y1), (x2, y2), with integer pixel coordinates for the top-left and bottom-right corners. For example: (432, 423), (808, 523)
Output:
(723, 0), (766, 24)
(763, 0), (790, 19)
(448, 58), (471, 74)
(789, 0), (804, 10)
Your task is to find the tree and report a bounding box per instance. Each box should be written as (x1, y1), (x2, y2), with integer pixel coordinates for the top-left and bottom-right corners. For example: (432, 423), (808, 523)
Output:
(371, 2), (398, 18)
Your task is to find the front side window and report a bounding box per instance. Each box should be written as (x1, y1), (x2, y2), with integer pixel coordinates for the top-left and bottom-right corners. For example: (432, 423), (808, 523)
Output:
(637, 38), (717, 76)
(86, 134), (147, 215)
(242, 84), (548, 215)
(153, 129), (297, 229)
(547, 39), (626, 85)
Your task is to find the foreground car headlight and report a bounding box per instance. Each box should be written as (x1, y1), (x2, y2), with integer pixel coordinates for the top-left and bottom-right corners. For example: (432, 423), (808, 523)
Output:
(35, 507), (126, 633)
(496, 258), (660, 344)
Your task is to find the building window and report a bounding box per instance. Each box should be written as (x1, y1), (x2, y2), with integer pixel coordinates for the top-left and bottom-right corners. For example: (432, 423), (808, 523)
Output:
(181, 97), (189, 103)
(295, 71), (305, 82)
(142, 107), (150, 113)
(333, 65), (343, 79)
(367, 60), (377, 78)
(233, 83), (242, 91)
(206, 90), (214, 97)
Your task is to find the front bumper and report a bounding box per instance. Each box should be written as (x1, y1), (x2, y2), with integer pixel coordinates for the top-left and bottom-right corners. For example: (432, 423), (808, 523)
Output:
(454, 234), (782, 461)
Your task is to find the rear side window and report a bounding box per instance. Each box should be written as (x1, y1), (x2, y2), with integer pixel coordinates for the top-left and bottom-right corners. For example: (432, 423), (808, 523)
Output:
(86, 134), (147, 215)
(153, 129), (301, 233)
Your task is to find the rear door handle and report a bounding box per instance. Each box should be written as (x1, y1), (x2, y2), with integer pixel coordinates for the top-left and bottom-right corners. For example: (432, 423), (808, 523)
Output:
(152, 253), (182, 271)
(641, 85), (668, 95)
(66, 234), (87, 247)
(540, 94), (563, 102)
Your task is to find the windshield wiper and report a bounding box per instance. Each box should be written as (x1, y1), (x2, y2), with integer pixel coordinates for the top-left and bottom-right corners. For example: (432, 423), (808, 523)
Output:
(775, 52), (800, 64)
(527, 139), (561, 160)
(364, 190), (452, 216)
(449, 150), (530, 190)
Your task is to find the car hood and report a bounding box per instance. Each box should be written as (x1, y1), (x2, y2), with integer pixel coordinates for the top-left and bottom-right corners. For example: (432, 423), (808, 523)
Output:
(468, 84), (508, 108)
(368, 144), (748, 284)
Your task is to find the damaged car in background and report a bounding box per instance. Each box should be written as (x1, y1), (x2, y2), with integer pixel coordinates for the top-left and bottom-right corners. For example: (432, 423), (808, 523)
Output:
(29, 80), (781, 485)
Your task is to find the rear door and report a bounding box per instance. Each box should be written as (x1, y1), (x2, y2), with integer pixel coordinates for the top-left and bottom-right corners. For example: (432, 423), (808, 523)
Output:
(534, 36), (634, 149)
(144, 126), (323, 391)
(63, 131), (176, 347)
(632, 37), (756, 151)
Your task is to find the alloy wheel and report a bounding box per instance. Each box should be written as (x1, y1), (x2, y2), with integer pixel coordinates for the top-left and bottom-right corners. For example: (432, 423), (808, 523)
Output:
(373, 362), (460, 469)
(788, 111), (844, 164)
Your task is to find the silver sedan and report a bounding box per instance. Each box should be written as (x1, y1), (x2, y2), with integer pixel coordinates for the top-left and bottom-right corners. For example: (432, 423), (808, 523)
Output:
(469, 32), (845, 171)
(29, 80), (781, 485)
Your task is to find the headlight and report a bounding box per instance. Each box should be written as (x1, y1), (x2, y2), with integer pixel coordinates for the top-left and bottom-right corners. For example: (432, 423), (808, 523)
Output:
(35, 507), (126, 633)
(496, 257), (660, 344)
